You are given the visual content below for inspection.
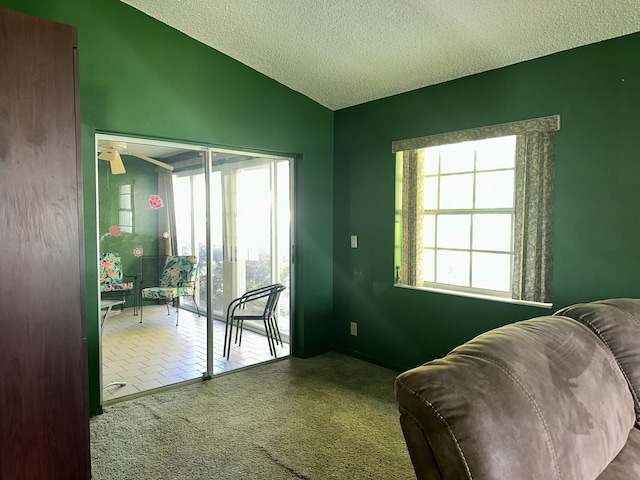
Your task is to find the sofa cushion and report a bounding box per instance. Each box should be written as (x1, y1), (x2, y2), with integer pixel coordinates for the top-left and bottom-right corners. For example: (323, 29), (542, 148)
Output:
(555, 298), (640, 423)
(395, 315), (635, 480)
(596, 427), (640, 479)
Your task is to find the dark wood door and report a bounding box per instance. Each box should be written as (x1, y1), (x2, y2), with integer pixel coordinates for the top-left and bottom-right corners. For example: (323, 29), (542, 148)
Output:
(0, 8), (90, 480)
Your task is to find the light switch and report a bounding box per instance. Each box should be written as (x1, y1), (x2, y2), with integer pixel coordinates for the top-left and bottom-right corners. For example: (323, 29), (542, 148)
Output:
(350, 235), (358, 248)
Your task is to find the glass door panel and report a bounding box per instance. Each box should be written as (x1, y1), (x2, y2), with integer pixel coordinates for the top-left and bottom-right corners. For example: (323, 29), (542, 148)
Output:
(210, 153), (292, 367)
(210, 171), (224, 316)
(97, 134), (208, 403)
(174, 172), (207, 312)
(237, 166), (273, 292)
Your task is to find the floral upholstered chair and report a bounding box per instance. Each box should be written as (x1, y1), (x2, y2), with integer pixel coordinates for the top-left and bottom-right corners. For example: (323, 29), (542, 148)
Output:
(99, 252), (135, 310)
(140, 255), (200, 326)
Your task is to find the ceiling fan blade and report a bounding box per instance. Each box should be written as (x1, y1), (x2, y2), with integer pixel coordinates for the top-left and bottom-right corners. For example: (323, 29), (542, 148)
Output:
(123, 150), (174, 171)
(110, 151), (126, 175)
(98, 148), (117, 162)
(98, 148), (127, 174)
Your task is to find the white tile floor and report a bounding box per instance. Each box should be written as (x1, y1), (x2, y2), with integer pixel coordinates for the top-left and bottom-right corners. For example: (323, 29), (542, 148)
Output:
(101, 304), (289, 402)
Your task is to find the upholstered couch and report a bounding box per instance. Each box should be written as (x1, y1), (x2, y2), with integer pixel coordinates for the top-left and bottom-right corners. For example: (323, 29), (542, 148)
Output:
(395, 298), (640, 479)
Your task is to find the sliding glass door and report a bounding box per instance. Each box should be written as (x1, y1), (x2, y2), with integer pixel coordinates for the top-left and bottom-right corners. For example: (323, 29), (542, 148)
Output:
(211, 156), (291, 342)
(98, 133), (294, 404)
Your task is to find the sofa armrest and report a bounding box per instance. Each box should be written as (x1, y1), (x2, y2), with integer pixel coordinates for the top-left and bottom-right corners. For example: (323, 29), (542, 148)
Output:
(398, 406), (443, 480)
(395, 316), (635, 480)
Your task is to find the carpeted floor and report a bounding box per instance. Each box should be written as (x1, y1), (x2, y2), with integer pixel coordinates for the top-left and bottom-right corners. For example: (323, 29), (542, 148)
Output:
(90, 352), (415, 479)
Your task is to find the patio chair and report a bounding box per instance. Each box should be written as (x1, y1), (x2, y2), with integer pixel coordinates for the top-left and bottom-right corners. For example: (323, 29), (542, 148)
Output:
(140, 255), (201, 326)
(99, 252), (136, 313)
(223, 283), (286, 360)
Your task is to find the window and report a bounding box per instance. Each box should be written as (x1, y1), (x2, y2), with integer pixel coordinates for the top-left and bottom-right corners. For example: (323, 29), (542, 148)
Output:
(393, 116), (560, 304)
(118, 184), (133, 233)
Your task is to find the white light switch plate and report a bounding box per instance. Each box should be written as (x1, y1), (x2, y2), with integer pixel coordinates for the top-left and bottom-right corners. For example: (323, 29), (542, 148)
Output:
(350, 235), (358, 248)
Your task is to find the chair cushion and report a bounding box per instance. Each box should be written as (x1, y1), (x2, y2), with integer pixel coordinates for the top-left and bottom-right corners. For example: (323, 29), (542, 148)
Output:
(555, 298), (640, 423)
(160, 255), (198, 288)
(99, 252), (132, 292)
(395, 315), (635, 480)
(100, 282), (133, 293)
(142, 287), (177, 300)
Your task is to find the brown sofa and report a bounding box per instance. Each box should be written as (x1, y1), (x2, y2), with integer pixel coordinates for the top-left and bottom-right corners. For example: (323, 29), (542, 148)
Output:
(395, 298), (640, 479)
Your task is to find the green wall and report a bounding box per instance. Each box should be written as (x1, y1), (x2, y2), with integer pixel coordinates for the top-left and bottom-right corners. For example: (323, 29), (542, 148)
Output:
(98, 157), (159, 306)
(7, 0), (640, 416)
(333, 33), (640, 371)
(1, 0), (334, 415)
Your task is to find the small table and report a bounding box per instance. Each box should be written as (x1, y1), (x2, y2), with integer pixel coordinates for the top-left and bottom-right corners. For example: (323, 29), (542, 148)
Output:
(100, 299), (125, 329)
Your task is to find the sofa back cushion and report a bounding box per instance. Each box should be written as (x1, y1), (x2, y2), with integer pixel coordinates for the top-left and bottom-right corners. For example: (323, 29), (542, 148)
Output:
(395, 315), (634, 480)
(555, 298), (640, 423)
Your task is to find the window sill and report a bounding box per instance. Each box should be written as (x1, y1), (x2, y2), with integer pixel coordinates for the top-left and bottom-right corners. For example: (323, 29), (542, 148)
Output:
(393, 283), (553, 309)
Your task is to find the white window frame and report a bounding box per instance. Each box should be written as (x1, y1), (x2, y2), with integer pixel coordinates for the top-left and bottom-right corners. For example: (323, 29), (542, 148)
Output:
(421, 136), (516, 298)
(393, 116), (560, 306)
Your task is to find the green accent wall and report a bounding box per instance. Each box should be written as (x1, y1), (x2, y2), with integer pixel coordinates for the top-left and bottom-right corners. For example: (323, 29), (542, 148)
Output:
(333, 33), (640, 371)
(1, 0), (334, 416)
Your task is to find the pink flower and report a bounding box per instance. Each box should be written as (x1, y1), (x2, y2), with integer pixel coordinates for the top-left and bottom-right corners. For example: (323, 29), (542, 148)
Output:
(133, 247), (144, 257)
(101, 259), (114, 268)
(149, 194), (164, 210)
(109, 225), (121, 236)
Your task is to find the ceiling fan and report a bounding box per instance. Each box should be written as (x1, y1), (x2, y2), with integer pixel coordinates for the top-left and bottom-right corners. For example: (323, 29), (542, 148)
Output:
(97, 140), (174, 175)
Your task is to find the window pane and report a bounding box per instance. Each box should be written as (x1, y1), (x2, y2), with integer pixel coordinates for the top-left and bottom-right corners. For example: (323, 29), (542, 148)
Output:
(475, 136), (516, 171)
(423, 149), (439, 175)
(475, 171), (514, 208)
(422, 248), (435, 282)
(472, 214), (512, 252)
(440, 174), (473, 209)
(437, 214), (470, 249)
(422, 214), (435, 248)
(438, 142), (475, 173)
(436, 250), (470, 287)
(118, 211), (132, 233)
(119, 184), (132, 209)
(423, 177), (438, 210)
(173, 176), (193, 255)
(237, 167), (271, 278)
(471, 252), (511, 291)
(210, 171), (224, 315)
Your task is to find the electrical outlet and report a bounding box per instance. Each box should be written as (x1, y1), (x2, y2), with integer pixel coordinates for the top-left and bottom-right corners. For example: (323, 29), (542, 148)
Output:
(350, 235), (358, 248)
(350, 322), (358, 336)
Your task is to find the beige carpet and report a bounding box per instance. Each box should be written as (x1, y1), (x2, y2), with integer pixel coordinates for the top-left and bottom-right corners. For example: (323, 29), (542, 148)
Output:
(90, 352), (415, 479)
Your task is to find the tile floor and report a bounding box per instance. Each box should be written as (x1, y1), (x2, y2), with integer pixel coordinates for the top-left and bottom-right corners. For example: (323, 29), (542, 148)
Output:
(101, 304), (289, 402)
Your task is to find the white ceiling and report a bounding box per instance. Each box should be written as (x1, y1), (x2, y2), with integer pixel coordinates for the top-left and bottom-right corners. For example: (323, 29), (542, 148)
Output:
(121, 0), (640, 111)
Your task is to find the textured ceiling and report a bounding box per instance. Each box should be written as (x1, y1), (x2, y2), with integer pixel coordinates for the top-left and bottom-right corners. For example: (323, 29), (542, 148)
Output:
(121, 0), (640, 111)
